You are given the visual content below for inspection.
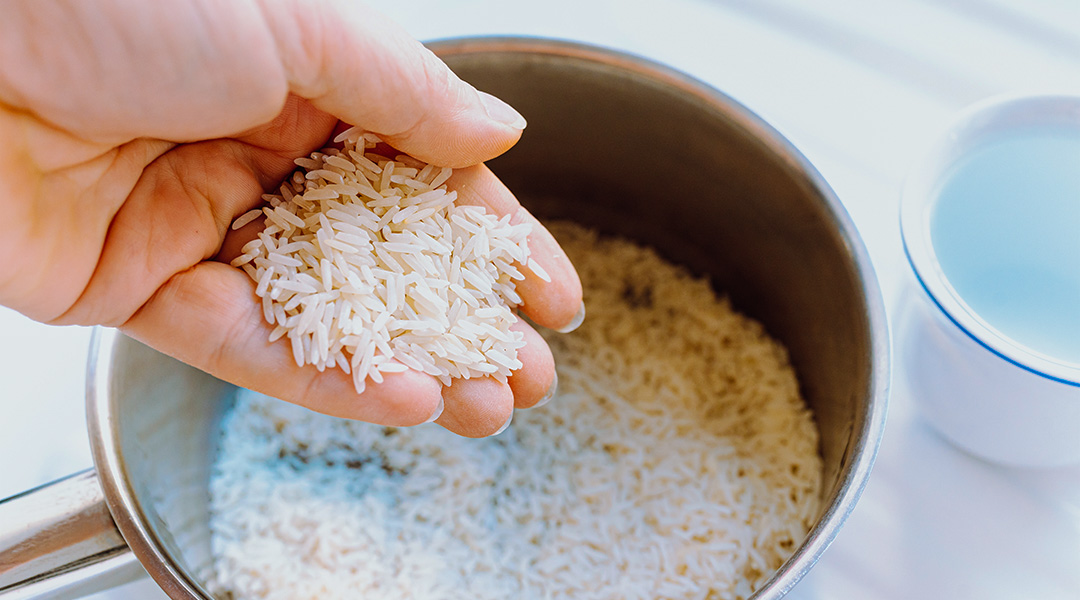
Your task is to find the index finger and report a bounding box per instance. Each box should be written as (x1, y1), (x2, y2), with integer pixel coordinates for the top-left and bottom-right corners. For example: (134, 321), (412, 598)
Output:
(259, 0), (525, 168)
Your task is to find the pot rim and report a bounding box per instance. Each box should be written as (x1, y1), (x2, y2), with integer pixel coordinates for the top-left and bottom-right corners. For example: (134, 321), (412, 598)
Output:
(426, 35), (889, 598)
(88, 327), (210, 599)
(87, 35), (891, 600)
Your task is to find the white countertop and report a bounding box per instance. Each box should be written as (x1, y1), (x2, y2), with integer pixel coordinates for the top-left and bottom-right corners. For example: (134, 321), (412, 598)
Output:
(2, 1), (1079, 598)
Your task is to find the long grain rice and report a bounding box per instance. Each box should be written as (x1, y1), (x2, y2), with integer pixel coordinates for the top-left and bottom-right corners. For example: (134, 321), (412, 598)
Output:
(207, 222), (823, 600)
(229, 127), (535, 391)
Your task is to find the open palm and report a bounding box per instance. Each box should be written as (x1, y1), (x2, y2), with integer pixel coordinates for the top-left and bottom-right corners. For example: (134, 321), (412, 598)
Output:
(0, 0), (582, 437)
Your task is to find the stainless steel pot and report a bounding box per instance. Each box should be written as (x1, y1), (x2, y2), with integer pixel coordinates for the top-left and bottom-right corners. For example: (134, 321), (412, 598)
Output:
(0, 37), (889, 600)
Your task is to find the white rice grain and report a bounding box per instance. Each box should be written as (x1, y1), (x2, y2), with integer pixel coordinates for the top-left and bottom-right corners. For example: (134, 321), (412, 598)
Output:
(231, 209), (264, 231)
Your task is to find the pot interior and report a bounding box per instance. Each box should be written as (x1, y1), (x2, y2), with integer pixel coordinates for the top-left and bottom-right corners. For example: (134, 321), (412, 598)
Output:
(96, 40), (881, 599)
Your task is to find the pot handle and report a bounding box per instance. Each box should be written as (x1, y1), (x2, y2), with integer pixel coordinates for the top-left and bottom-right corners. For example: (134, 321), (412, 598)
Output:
(0, 469), (144, 599)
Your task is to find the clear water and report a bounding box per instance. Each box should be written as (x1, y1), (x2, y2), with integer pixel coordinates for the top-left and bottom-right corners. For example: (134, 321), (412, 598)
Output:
(931, 130), (1080, 365)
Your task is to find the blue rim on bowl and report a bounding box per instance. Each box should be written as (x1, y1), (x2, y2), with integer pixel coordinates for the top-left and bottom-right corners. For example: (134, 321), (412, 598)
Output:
(900, 94), (1080, 387)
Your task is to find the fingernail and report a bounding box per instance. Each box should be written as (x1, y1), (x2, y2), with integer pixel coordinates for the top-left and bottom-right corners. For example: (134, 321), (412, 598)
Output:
(533, 371), (558, 408)
(423, 397), (445, 424)
(479, 91), (527, 130)
(555, 302), (586, 333)
(493, 411), (514, 436)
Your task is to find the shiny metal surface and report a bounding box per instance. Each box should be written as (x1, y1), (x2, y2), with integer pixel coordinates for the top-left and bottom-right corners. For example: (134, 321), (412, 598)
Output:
(87, 330), (233, 600)
(433, 38), (889, 599)
(0, 37), (888, 599)
(0, 471), (139, 599)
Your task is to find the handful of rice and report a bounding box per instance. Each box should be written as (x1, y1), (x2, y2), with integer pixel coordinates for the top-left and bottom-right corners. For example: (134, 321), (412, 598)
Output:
(230, 127), (546, 392)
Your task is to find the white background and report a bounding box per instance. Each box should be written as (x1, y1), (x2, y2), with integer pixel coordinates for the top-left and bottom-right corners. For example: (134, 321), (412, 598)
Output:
(2, 0), (1079, 598)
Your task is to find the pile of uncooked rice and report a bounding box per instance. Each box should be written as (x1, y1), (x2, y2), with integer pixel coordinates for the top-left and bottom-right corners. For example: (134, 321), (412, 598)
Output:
(207, 222), (823, 600)
(230, 127), (544, 392)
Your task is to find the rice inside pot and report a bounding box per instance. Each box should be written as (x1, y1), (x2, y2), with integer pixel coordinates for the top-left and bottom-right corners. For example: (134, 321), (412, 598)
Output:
(207, 222), (823, 600)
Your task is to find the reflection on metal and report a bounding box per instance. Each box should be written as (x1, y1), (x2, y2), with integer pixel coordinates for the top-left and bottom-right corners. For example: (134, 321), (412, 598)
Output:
(0, 38), (889, 600)
(0, 470), (139, 599)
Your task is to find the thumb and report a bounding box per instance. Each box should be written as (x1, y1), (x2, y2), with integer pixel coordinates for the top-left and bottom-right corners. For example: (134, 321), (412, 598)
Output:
(258, 0), (526, 168)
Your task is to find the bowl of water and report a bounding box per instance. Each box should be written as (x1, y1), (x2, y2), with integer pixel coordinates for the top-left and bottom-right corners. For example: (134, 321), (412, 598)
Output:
(899, 94), (1080, 467)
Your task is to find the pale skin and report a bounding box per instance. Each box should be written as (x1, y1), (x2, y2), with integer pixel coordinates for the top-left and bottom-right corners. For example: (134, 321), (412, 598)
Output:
(0, 0), (583, 437)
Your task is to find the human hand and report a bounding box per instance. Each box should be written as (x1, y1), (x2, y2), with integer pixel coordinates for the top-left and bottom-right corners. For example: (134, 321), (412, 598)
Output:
(0, 0), (583, 437)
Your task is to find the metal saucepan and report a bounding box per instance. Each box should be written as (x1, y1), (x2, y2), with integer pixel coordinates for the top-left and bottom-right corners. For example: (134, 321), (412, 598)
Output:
(0, 37), (889, 600)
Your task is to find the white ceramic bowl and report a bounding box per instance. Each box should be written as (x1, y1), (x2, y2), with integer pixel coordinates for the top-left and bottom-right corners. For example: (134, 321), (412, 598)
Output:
(899, 94), (1080, 467)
